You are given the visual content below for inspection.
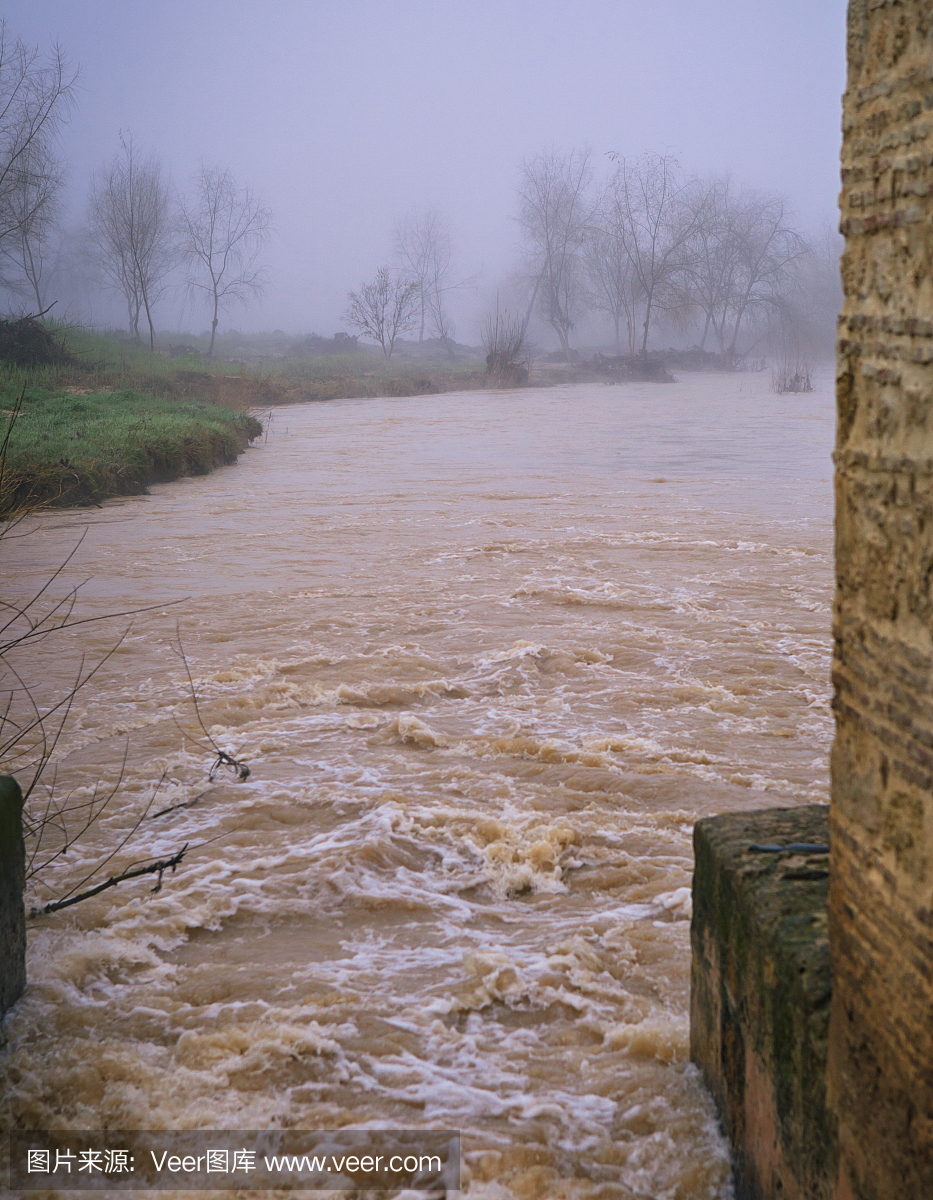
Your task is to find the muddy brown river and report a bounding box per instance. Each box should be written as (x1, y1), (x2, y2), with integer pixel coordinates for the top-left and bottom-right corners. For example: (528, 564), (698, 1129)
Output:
(1, 372), (835, 1198)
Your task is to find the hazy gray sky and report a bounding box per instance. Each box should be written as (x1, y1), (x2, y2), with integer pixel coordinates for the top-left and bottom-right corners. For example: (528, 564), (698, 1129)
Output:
(7, 1), (847, 338)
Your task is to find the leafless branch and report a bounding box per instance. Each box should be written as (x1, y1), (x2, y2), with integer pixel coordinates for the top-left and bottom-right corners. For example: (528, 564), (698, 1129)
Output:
(29, 843), (189, 918)
(170, 631), (250, 781)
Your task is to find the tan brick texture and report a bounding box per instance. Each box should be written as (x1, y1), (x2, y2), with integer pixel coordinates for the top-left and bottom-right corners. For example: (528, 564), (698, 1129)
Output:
(832, 3), (933, 1196)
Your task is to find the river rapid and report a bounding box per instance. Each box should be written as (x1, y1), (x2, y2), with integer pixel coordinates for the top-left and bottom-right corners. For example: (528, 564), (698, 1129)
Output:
(1, 371), (835, 1199)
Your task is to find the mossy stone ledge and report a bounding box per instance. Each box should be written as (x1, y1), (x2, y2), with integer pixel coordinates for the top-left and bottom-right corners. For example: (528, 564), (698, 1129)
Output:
(0, 774), (25, 1018)
(690, 805), (832, 1200)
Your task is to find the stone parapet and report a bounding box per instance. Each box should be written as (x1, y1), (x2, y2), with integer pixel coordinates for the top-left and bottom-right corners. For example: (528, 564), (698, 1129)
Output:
(690, 806), (832, 1200)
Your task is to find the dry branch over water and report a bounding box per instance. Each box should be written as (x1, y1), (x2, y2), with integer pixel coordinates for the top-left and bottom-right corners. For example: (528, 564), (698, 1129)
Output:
(28, 844), (189, 917)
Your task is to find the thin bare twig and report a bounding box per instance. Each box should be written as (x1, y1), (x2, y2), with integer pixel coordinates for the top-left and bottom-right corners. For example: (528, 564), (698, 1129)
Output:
(39, 769), (165, 902)
(25, 747), (133, 881)
(1, 393), (227, 916)
(150, 788), (210, 820)
(29, 844), (189, 917)
(170, 630), (250, 781)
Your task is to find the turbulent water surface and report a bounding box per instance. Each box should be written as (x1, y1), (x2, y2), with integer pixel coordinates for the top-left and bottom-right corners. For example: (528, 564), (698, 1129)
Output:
(2, 372), (835, 1198)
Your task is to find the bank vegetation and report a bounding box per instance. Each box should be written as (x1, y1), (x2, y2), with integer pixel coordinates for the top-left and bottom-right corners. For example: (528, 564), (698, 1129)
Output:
(0, 321), (267, 515)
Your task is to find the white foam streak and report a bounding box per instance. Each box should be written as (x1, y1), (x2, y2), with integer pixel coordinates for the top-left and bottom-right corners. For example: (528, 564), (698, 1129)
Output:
(3, 373), (833, 1198)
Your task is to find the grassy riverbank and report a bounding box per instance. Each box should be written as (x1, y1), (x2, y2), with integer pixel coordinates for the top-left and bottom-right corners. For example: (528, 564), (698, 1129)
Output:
(0, 385), (262, 514)
(8, 323), (490, 405)
(221, 335), (488, 403)
(0, 325), (273, 514)
(0, 323), (291, 411)
(0, 323), (493, 514)
(0, 319), (569, 514)
(273, 355), (486, 401)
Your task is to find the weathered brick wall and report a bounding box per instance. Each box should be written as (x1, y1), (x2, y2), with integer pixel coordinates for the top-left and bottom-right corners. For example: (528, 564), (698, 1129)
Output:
(832, 2), (933, 1195)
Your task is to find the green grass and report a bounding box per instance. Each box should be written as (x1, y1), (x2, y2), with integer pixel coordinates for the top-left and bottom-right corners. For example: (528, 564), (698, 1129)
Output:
(0, 322), (492, 514)
(0, 322), (489, 407)
(275, 349), (484, 382)
(270, 350), (487, 402)
(0, 322), (290, 411)
(1, 385), (262, 514)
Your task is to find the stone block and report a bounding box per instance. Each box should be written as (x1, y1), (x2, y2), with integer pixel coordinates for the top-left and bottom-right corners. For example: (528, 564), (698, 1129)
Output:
(691, 806), (832, 1200)
(0, 774), (25, 1018)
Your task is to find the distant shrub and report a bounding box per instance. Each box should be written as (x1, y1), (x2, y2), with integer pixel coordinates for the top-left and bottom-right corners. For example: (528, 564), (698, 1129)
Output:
(772, 360), (813, 393)
(588, 353), (675, 383)
(0, 315), (73, 368)
(482, 308), (530, 388)
(302, 332), (359, 355)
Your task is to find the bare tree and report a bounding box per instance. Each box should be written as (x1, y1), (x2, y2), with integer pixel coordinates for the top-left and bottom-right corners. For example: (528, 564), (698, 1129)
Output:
(429, 294), (458, 359)
(517, 148), (594, 357)
(608, 153), (700, 358)
(758, 225), (838, 387)
(678, 176), (733, 353)
(17, 223), (102, 325)
(393, 208), (468, 357)
(344, 267), (420, 359)
(0, 23), (76, 266)
(394, 209), (449, 342)
(88, 136), (175, 349)
(584, 187), (642, 355)
(178, 165), (271, 357)
(787, 223), (843, 359)
(682, 178), (807, 360)
(721, 191), (807, 359)
(0, 139), (65, 309)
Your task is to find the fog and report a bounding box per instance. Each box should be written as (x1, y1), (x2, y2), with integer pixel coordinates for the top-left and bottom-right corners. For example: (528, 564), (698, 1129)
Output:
(3, 6), (850, 1187)
(4, 0), (846, 341)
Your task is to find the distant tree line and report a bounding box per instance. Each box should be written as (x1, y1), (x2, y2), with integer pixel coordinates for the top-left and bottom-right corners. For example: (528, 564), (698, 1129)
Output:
(0, 21), (271, 355)
(0, 20), (838, 364)
(344, 151), (838, 365)
(516, 147), (839, 363)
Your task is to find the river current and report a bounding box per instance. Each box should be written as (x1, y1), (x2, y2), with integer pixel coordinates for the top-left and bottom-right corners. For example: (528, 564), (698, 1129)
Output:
(2, 371), (835, 1199)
